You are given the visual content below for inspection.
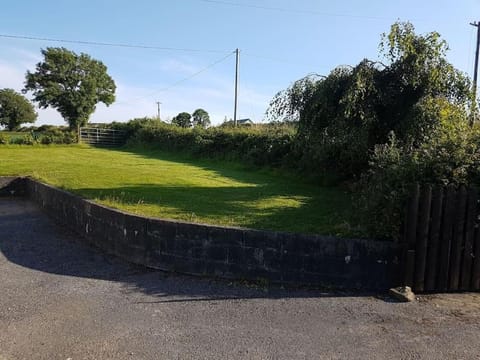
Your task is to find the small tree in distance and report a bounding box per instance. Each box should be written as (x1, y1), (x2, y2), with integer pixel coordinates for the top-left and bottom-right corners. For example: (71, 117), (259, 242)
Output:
(172, 112), (192, 128)
(0, 88), (37, 130)
(24, 47), (116, 130)
(192, 108), (210, 128)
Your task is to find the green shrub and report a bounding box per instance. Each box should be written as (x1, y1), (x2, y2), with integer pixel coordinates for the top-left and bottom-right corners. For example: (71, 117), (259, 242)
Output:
(357, 116), (480, 240)
(127, 122), (297, 169)
(0, 133), (8, 144)
(37, 127), (77, 144)
(10, 133), (36, 145)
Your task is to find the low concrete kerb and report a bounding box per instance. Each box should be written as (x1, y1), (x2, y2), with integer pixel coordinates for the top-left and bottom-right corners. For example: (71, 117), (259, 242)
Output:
(0, 176), (402, 290)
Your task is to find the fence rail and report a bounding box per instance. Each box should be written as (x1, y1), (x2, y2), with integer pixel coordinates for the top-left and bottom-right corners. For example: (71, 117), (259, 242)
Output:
(403, 184), (480, 292)
(79, 127), (126, 147)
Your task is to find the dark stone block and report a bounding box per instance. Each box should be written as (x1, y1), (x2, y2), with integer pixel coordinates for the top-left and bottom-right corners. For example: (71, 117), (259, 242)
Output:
(243, 229), (279, 249)
(147, 219), (177, 253)
(226, 246), (245, 265)
(244, 247), (265, 267)
(208, 226), (243, 247)
(176, 223), (208, 245)
(302, 255), (344, 275)
(281, 253), (304, 271)
(263, 248), (282, 271)
(114, 240), (145, 265)
(171, 256), (206, 275)
(89, 202), (114, 220)
(124, 214), (148, 247)
(189, 246), (204, 259)
(104, 207), (126, 230)
(205, 246), (228, 263)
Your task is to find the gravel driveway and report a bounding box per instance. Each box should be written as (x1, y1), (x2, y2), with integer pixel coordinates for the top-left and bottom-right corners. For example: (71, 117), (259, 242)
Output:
(0, 198), (479, 360)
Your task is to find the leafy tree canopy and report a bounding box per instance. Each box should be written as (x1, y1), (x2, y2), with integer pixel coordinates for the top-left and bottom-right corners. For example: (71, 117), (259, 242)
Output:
(192, 108), (210, 128)
(172, 112), (192, 128)
(266, 22), (472, 177)
(24, 47), (116, 129)
(0, 88), (37, 131)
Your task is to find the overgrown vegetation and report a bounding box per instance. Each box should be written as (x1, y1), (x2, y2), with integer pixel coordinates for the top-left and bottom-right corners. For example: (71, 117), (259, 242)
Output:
(112, 118), (299, 170)
(0, 125), (77, 144)
(266, 22), (476, 239)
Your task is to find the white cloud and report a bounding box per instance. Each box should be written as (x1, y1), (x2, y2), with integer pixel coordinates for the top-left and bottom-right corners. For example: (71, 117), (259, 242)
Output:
(0, 47), (275, 126)
(0, 61), (26, 91)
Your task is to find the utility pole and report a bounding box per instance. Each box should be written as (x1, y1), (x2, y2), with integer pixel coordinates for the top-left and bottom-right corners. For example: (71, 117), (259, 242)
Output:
(471, 22), (480, 98)
(234, 48), (239, 127)
(470, 22), (480, 125)
(156, 101), (162, 120)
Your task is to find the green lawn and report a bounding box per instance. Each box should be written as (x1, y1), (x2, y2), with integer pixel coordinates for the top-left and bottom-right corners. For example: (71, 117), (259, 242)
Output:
(0, 145), (353, 235)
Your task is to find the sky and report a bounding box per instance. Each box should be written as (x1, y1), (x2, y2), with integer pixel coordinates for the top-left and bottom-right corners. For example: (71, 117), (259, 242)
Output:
(0, 0), (479, 126)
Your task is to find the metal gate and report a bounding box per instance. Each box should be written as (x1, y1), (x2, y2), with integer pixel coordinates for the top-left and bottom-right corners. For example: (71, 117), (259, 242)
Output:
(79, 127), (126, 147)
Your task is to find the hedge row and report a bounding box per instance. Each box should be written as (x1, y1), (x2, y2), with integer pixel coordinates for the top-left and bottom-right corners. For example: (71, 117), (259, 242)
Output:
(119, 120), (299, 169)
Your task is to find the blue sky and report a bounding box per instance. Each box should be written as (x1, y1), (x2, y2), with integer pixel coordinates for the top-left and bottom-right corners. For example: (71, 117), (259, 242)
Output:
(0, 0), (479, 126)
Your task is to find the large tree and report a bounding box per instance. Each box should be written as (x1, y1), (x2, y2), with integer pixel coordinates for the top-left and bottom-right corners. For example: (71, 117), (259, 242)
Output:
(192, 108), (210, 128)
(267, 22), (472, 177)
(172, 112), (192, 128)
(0, 88), (37, 130)
(24, 47), (116, 129)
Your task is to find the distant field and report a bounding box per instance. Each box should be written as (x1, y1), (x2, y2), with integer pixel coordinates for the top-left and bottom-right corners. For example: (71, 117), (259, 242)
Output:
(0, 145), (352, 235)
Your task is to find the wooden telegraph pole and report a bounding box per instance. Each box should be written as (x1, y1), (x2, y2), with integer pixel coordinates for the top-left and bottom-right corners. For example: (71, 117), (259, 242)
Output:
(470, 21), (480, 124)
(234, 48), (239, 127)
(156, 101), (161, 120)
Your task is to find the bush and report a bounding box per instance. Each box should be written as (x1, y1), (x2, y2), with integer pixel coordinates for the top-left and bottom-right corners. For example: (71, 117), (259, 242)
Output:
(0, 133), (8, 144)
(10, 133), (36, 145)
(127, 122), (297, 169)
(357, 116), (480, 240)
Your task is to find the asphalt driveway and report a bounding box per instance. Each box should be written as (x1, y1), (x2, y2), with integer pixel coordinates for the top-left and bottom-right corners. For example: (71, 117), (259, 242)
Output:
(0, 198), (479, 359)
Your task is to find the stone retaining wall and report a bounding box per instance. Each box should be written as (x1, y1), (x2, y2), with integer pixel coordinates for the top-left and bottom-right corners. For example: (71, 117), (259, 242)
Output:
(0, 177), (402, 289)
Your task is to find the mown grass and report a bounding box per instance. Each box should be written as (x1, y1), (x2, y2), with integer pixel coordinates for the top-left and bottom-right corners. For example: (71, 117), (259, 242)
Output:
(0, 145), (353, 235)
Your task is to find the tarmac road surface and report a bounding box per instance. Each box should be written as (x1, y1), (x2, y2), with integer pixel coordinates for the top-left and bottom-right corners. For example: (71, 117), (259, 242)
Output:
(1, 198), (479, 360)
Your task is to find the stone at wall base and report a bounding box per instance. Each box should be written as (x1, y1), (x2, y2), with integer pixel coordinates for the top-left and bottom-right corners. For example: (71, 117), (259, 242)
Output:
(389, 286), (416, 302)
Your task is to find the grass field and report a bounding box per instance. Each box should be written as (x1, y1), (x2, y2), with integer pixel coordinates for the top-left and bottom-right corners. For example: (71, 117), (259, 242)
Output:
(0, 145), (353, 235)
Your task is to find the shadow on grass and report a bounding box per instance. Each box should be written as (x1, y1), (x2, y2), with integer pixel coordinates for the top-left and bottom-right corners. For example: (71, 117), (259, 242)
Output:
(76, 147), (353, 235)
(0, 198), (379, 301)
(77, 183), (349, 235)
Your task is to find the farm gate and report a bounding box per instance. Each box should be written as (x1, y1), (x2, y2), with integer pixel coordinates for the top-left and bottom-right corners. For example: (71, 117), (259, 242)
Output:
(79, 127), (126, 147)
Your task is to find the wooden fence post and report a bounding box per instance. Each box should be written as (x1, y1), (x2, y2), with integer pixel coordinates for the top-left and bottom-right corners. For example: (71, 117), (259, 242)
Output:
(414, 185), (432, 292)
(461, 188), (477, 290)
(403, 184), (420, 288)
(437, 185), (456, 291)
(425, 187), (444, 291)
(448, 186), (468, 290)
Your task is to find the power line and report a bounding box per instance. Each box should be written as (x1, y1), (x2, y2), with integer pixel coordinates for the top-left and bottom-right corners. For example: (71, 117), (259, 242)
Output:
(0, 33), (230, 54)
(198, 0), (403, 21)
(114, 51), (236, 105)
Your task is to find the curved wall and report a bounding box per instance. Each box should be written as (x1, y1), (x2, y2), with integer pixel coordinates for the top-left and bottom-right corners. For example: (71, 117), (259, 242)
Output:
(1, 177), (402, 290)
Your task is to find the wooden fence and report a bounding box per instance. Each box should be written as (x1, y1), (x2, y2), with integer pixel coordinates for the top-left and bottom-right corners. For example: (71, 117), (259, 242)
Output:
(403, 184), (480, 292)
